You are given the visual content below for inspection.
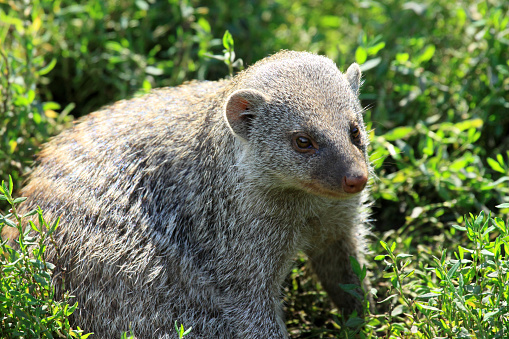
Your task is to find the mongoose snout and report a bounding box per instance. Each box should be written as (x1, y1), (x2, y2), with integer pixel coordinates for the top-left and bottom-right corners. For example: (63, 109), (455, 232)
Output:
(343, 174), (368, 193)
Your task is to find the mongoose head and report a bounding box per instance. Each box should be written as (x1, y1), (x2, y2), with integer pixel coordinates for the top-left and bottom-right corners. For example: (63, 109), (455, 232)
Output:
(225, 51), (369, 199)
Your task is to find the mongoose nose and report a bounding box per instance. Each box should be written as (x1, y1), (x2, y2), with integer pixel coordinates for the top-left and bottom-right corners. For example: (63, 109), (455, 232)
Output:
(342, 175), (367, 194)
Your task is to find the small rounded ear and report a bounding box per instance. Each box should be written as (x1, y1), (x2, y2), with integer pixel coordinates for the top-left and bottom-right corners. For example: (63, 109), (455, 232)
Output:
(345, 63), (362, 96)
(224, 89), (268, 141)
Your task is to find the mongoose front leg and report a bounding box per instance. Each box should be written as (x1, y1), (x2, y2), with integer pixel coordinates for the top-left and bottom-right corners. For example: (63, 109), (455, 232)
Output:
(307, 239), (367, 316)
(222, 291), (287, 338)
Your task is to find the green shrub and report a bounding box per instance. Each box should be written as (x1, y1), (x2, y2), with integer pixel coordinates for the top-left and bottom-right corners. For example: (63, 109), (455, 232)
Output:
(19, 0), (220, 118)
(359, 0), (509, 232)
(0, 1), (73, 198)
(370, 121), (509, 232)
(0, 176), (91, 338)
(371, 203), (509, 338)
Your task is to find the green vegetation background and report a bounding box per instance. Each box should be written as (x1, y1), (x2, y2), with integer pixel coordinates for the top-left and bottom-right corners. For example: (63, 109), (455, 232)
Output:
(1, 0), (508, 337)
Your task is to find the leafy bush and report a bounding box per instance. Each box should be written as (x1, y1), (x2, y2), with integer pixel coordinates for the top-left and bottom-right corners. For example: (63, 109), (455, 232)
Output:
(17, 0), (222, 118)
(370, 119), (509, 232)
(0, 177), (91, 338)
(371, 204), (509, 338)
(0, 2), (73, 197)
(359, 0), (509, 231)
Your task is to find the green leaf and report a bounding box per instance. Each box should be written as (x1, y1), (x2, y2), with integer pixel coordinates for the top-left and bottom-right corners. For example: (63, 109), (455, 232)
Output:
(29, 221), (40, 233)
(13, 197), (27, 204)
(454, 299), (467, 312)
(367, 41), (385, 55)
(487, 157), (506, 173)
(474, 212), (485, 231)
(33, 273), (49, 287)
(382, 126), (414, 141)
(9, 139), (18, 153)
(480, 249), (494, 257)
(374, 254), (386, 261)
(391, 304), (404, 316)
(350, 256), (362, 276)
(492, 217), (506, 233)
(105, 41), (124, 53)
(496, 203), (509, 208)
(359, 57), (381, 71)
(135, 0), (149, 11)
(3, 218), (16, 228)
(145, 66), (163, 76)
(9, 175), (13, 195)
(497, 153), (505, 165)
(355, 47), (367, 64)
(42, 101), (61, 111)
(396, 53), (409, 63)
(33, 112), (42, 124)
(27, 89), (36, 104)
(320, 15), (341, 28)
(339, 284), (360, 291)
(38, 58), (57, 76)
(418, 292), (441, 298)
(379, 294), (398, 304)
(454, 119), (483, 132)
(418, 45), (435, 63)
(47, 216), (61, 237)
(447, 260), (461, 279)
(415, 302), (442, 312)
(452, 224), (467, 231)
(423, 136), (434, 155)
(345, 316), (364, 328)
(222, 30), (234, 50)
(483, 310), (499, 322)
(197, 17), (211, 33)
(66, 302), (79, 316)
(340, 284), (363, 301)
(391, 275), (400, 289)
(23, 209), (38, 218)
(14, 308), (30, 320)
(403, 269), (415, 279)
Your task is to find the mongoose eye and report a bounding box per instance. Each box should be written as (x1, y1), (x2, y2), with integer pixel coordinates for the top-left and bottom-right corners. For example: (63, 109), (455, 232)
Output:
(351, 126), (361, 140)
(292, 134), (318, 153)
(297, 137), (311, 148)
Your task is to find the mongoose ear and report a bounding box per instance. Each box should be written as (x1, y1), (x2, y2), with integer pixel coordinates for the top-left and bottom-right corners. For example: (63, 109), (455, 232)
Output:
(345, 63), (362, 96)
(224, 89), (268, 141)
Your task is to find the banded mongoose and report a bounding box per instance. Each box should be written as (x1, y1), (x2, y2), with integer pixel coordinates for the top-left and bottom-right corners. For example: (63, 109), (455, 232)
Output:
(6, 50), (372, 338)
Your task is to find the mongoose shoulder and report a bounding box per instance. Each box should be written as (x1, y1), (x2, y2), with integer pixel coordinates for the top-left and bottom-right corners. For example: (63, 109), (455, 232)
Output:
(6, 50), (372, 338)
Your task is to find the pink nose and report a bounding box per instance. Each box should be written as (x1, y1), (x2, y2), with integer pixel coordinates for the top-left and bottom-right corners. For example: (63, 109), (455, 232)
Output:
(342, 175), (367, 194)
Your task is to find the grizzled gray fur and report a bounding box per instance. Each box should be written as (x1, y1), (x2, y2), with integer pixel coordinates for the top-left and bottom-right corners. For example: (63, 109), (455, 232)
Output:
(6, 51), (372, 338)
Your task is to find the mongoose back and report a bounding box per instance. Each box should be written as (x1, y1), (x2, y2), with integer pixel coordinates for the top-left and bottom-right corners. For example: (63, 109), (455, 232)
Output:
(6, 51), (372, 338)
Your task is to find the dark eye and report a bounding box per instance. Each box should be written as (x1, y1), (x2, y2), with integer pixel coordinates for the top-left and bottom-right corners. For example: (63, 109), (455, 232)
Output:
(292, 134), (318, 153)
(296, 136), (311, 148)
(351, 126), (361, 140)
